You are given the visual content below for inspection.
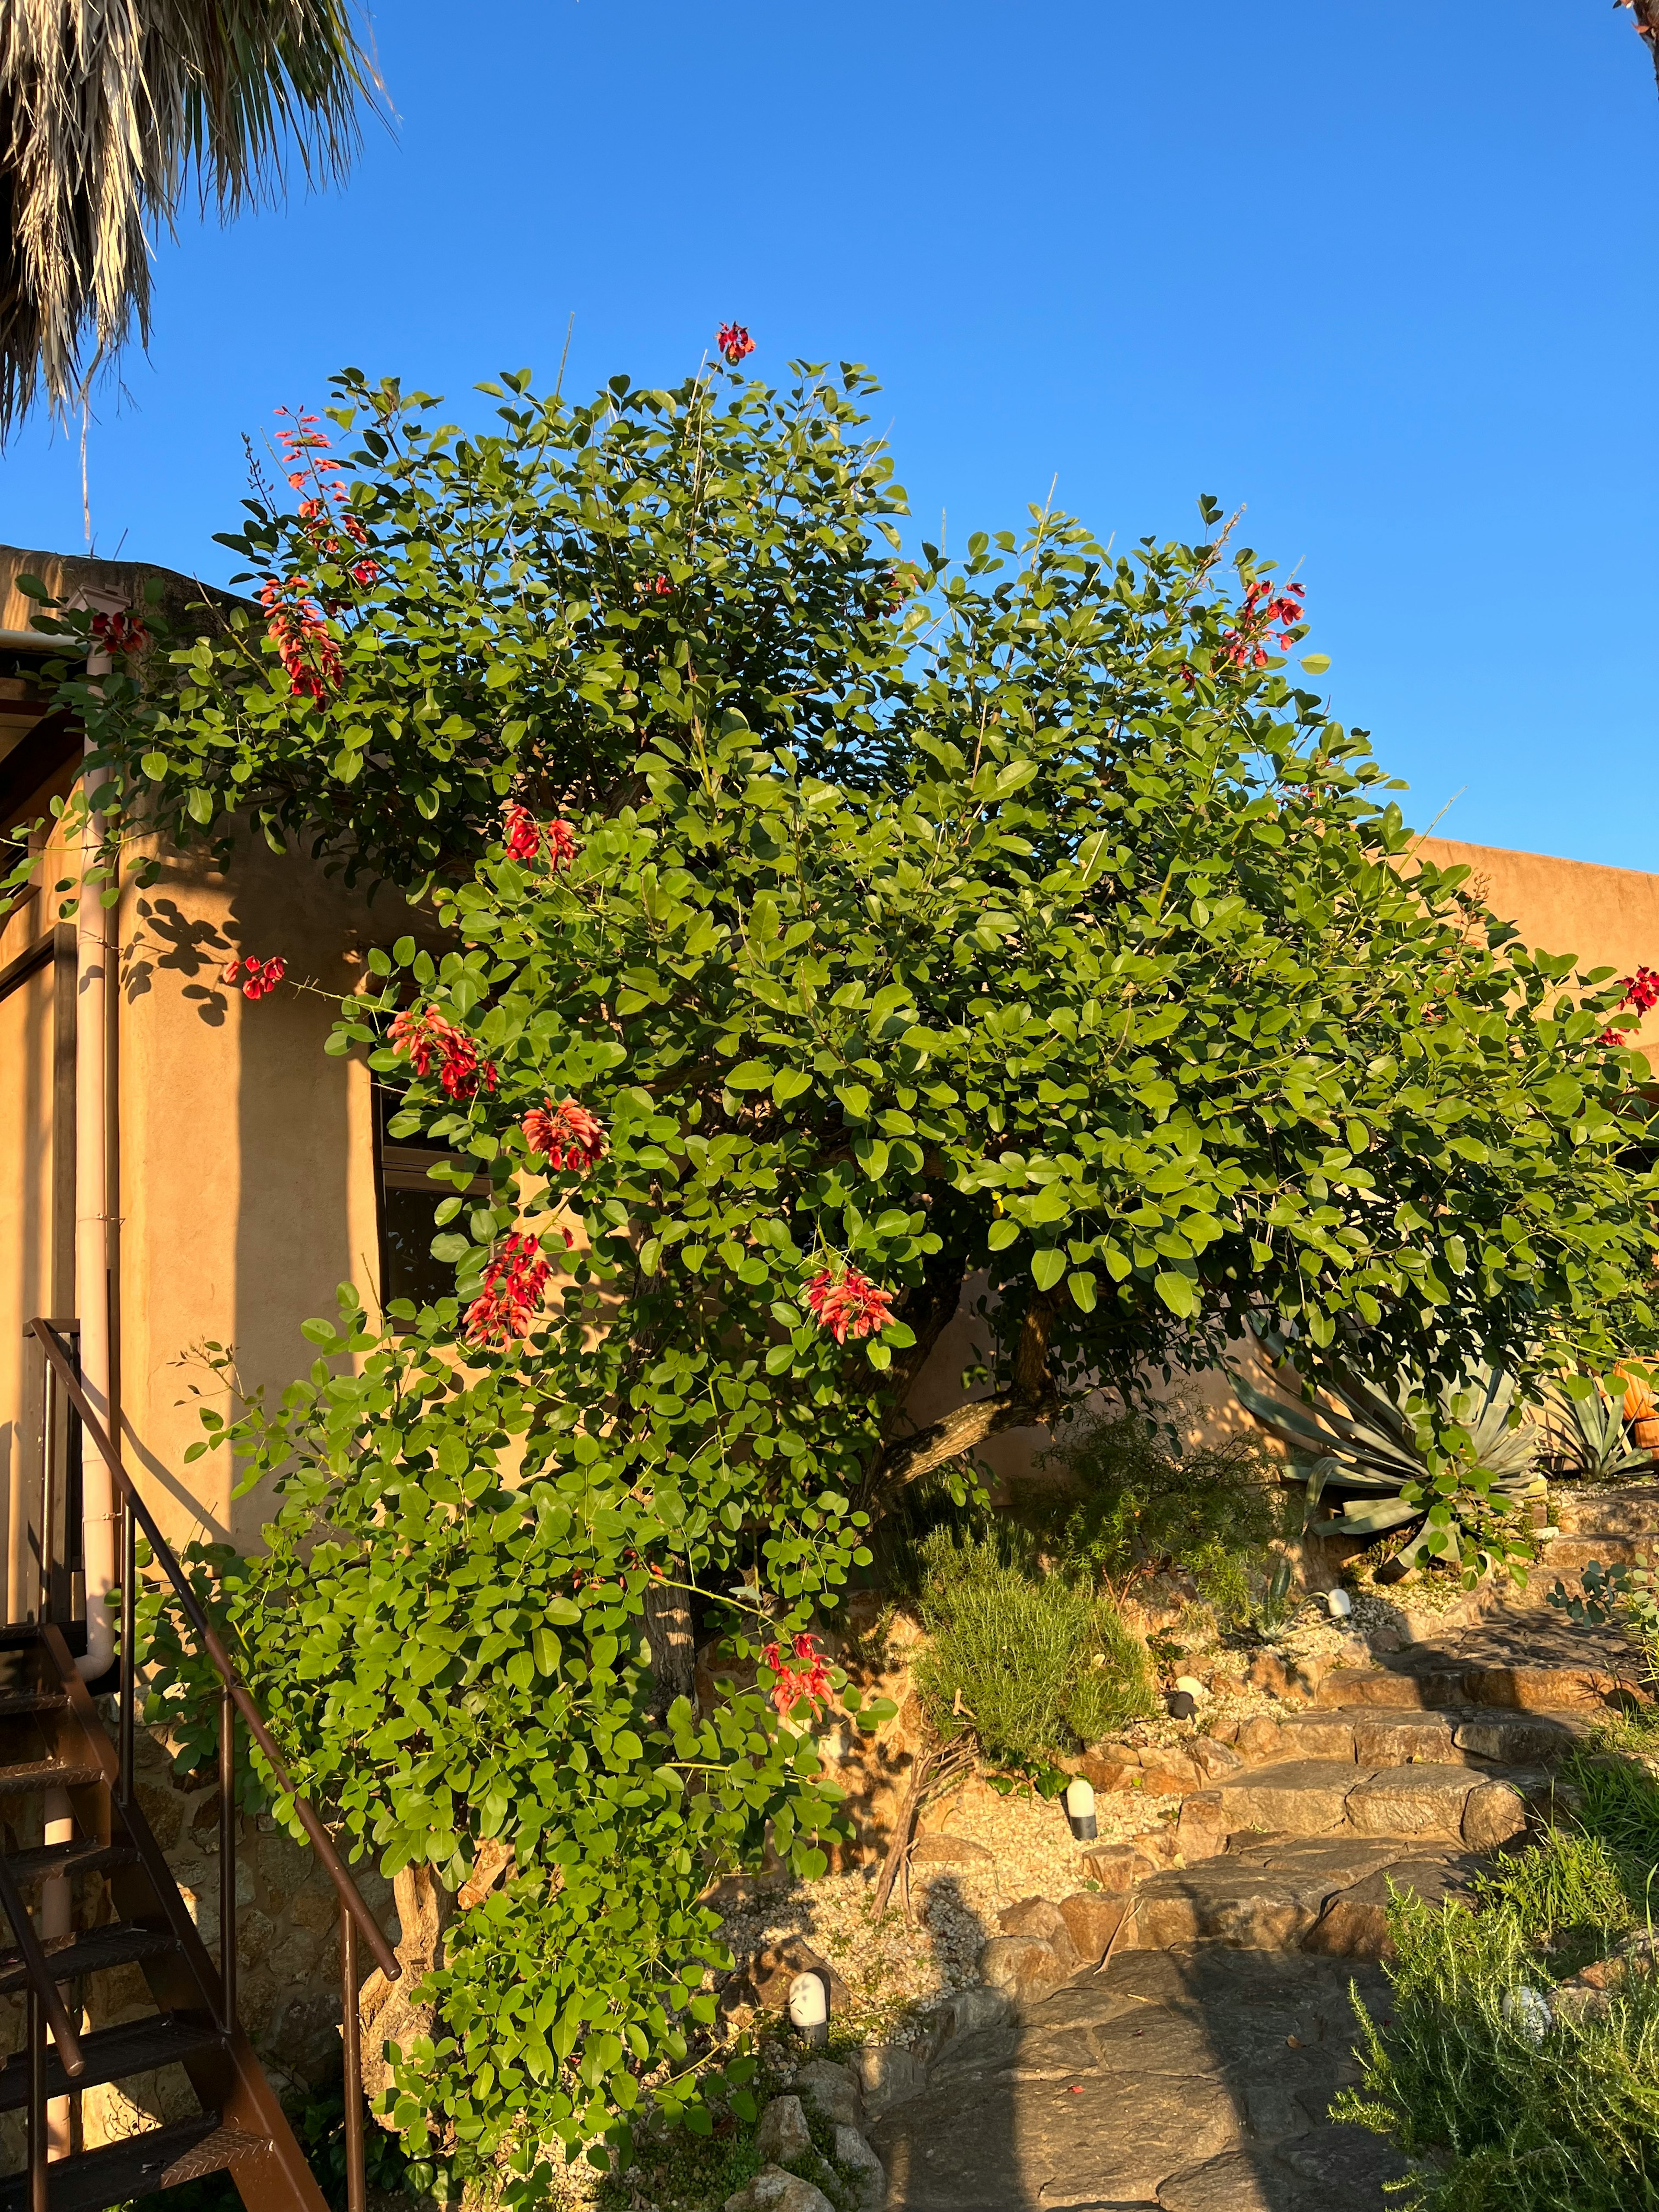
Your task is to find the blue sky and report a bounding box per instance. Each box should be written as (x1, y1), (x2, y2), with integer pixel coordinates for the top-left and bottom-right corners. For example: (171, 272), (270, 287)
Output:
(4, 1), (1654, 866)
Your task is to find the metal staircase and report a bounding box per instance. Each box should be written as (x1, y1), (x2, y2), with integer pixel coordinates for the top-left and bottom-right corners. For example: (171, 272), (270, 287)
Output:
(0, 1320), (400, 2212)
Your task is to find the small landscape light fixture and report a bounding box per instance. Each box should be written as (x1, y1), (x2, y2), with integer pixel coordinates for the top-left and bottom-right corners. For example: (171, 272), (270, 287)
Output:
(1326, 1589), (1353, 1620)
(1165, 1689), (1197, 1722)
(1064, 1777), (1097, 1843)
(788, 1969), (829, 2047)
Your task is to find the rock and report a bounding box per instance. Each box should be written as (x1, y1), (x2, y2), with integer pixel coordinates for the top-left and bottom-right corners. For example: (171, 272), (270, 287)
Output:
(909, 1832), (994, 1866)
(792, 2057), (863, 2128)
(1137, 1750), (1205, 1794)
(977, 1934), (1071, 2003)
(1235, 1715), (1284, 1761)
(833, 2124), (887, 2212)
(933, 1984), (1010, 2040)
(1301, 1854), (1478, 1961)
(1056, 1890), (1127, 1963)
(752, 1937), (853, 2015)
(997, 1897), (1081, 1967)
(1215, 1760), (1358, 1835)
(1176, 1791), (1232, 1862)
(1192, 1736), (1246, 1779)
(1122, 1862), (1338, 1951)
(1461, 1780), (1529, 1850)
(1452, 1716), (1576, 1764)
(1208, 1677), (1247, 1703)
(702, 1872), (788, 1913)
(1273, 1715), (1358, 1761)
(1351, 1714), (1455, 1767)
(850, 2043), (923, 2118)
(1244, 1651), (1293, 1698)
(1077, 1844), (1159, 1892)
(1345, 1764), (1479, 1840)
(1075, 1742), (1140, 1792)
(755, 2094), (814, 2164)
(724, 2165), (837, 2212)
(1157, 2148), (1308, 2210)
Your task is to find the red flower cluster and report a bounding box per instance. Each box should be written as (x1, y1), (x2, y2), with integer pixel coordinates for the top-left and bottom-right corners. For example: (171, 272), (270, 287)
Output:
(1599, 965), (1659, 1044)
(222, 954), (286, 1001)
(1218, 577), (1307, 672)
(502, 806), (578, 868)
(804, 1267), (897, 1345)
(522, 1097), (607, 1173)
(89, 607), (148, 657)
(259, 580), (343, 705)
(761, 1630), (832, 1719)
(464, 1231), (552, 1348)
(717, 322), (756, 366)
(389, 1006), (499, 1100)
(273, 410), (379, 601)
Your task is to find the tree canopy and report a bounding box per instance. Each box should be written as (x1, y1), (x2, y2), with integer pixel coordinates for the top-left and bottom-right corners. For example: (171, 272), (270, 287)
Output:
(26, 351), (1659, 2186)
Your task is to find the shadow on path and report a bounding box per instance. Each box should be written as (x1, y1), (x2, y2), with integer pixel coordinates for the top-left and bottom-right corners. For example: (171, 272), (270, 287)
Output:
(870, 1945), (1409, 2211)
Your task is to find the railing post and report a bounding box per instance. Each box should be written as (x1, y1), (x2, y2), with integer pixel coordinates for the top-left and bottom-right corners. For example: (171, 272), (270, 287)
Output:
(117, 1488), (135, 1807)
(341, 1897), (365, 2212)
(219, 1683), (237, 2033)
(26, 1986), (45, 2212)
(39, 1357), (55, 1626)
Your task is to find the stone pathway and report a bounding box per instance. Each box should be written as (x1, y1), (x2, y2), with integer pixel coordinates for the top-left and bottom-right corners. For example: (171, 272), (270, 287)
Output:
(861, 1478), (1659, 2210)
(868, 1948), (1406, 2210)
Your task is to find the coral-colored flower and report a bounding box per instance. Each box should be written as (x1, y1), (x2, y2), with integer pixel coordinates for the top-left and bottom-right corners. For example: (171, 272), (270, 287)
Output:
(761, 1630), (832, 1719)
(504, 804), (541, 862)
(500, 807), (578, 869)
(389, 1006), (498, 1101)
(804, 1266), (897, 1346)
(259, 579), (343, 704)
(1218, 577), (1306, 672)
(464, 1231), (552, 1348)
(717, 322), (756, 366)
(522, 1098), (607, 1174)
(89, 607), (148, 657)
(223, 954), (286, 1001)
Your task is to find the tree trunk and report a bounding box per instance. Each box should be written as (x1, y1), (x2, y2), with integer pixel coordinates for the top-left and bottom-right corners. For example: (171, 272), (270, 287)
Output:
(643, 1571), (697, 1716)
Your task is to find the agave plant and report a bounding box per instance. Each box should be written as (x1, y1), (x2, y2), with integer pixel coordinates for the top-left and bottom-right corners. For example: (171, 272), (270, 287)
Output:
(1541, 1382), (1653, 1481)
(1233, 1353), (1545, 1567)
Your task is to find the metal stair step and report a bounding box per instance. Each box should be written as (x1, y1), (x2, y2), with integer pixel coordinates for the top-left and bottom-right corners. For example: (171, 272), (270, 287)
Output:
(0, 2112), (266, 2212)
(0, 1840), (138, 1890)
(0, 1921), (176, 1993)
(0, 1759), (103, 1795)
(0, 2012), (226, 2112)
(0, 1688), (68, 1719)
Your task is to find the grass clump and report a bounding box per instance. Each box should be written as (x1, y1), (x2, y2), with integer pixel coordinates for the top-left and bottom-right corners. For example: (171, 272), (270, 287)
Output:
(912, 1526), (1154, 1770)
(1337, 1758), (1659, 2209)
(1021, 1407), (1297, 1634)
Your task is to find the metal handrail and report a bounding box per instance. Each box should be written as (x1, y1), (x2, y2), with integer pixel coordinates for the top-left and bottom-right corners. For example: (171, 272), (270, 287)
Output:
(26, 1319), (400, 1985)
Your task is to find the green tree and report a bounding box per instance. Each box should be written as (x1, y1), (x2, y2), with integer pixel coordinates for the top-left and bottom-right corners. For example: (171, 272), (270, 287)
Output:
(31, 351), (1659, 2187)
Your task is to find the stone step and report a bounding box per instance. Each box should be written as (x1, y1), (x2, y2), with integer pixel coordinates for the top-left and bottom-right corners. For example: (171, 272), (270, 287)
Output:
(1268, 1705), (1589, 1770)
(1316, 1660), (1639, 1713)
(1554, 1480), (1659, 1537)
(1176, 1757), (1533, 1856)
(1538, 1533), (1657, 1570)
(1121, 1832), (1486, 1960)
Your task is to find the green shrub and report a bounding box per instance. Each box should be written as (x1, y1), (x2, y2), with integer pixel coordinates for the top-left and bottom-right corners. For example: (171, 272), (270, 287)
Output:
(912, 1528), (1154, 1770)
(1021, 1408), (1295, 1632)
(1338, 1768), (1659, 2209)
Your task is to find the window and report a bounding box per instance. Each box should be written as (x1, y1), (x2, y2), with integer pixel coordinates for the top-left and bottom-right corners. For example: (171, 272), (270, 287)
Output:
(375, 1090), (488, 1317)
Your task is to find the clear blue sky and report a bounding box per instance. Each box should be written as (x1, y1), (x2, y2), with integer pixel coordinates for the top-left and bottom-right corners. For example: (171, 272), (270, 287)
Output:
(4, 2), (1654, 866)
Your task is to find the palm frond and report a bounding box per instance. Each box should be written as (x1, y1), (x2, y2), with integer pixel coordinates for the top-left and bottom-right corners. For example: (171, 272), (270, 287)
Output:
(0, 0), (380, 430)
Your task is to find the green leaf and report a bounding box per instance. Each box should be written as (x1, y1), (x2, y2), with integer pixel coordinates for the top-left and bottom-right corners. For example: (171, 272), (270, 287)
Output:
(987, 1219), (1020, 1251)
(1300, 653), (1331, 675)
(1154, 1271), (1197, 1318)
(727, 1061), (773, 1090)
(1068, 1271), (1097, 1313)
(772, 1068), (813, 1105)
(1031, 1248), (1067, 1292)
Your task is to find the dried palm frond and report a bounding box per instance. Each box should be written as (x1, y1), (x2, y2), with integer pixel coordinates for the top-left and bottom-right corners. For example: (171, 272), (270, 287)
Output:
(0, 0), (380, 430)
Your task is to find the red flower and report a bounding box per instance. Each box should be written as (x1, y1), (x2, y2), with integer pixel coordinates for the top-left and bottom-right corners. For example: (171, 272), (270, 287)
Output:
(804, 1266), (897, 1346)
(259, 579), (343, 704)
(761, 1630), (832, 1719)
(223, 954), (286, 1001)
(1218, 577), (1306, 672)
(464, 1231), (552, 1348)
(522, 1098), (607, 1174)
(89, 607), (148, 657)
(389, 1006), (498, 1101)
(504, 804), (541, 862)
(501, 808), (578, 868)
(717, 322), (756, 366)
